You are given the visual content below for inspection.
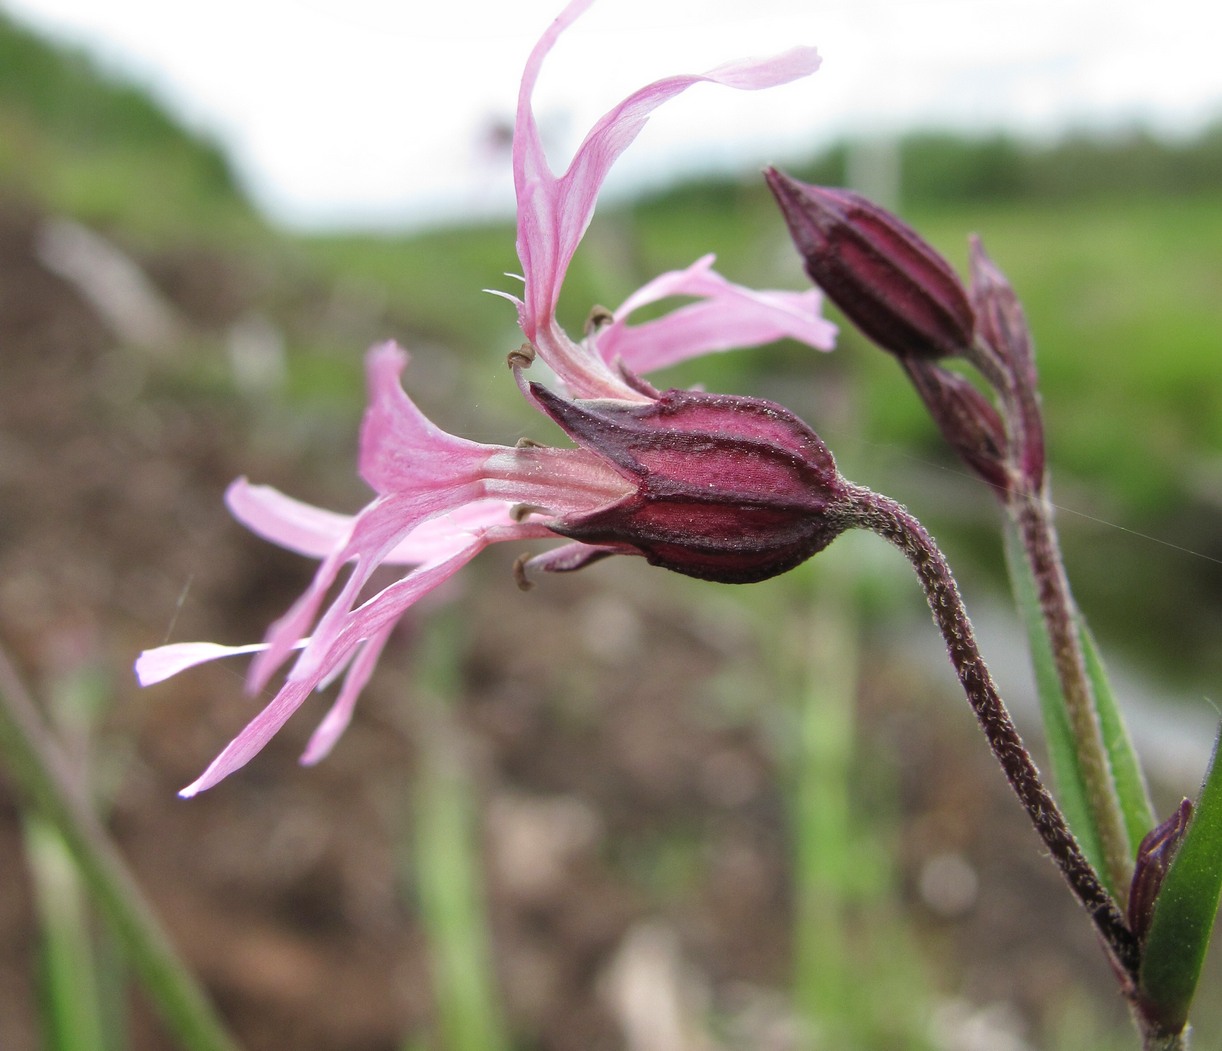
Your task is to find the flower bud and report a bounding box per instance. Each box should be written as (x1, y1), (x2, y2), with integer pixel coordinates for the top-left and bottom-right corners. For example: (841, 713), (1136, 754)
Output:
(1128, 798), (1193, 944)
(765, 167), (974, 360)
(901, 358), (1011, 497)
(969, 235), (1035, 387)
(530, 383), (853, 583)
(969, 236), (1045, 489)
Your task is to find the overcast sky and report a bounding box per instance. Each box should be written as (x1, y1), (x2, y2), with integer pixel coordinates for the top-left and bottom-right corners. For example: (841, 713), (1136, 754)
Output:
(5, 0), (1222, 229)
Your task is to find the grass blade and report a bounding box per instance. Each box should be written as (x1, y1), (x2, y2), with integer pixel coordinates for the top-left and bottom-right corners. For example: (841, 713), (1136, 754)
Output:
(408, 612), (509, 1051)
(0, 651), (241, 1051)
(26, 818), (108, 1051)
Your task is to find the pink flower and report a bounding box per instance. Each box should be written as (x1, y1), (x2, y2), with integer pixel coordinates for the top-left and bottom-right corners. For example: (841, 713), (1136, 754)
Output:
(137, 0), (833, 796)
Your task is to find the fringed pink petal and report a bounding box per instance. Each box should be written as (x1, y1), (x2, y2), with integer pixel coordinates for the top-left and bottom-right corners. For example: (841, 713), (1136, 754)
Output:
(244, 344), (501, 689)
(299, 624), (394, 766)
(228, 481), (512, 570)
(180, 532), (498, 796)
(248, 483), (481, 693)
(135, 639), (303, 686)
(603, 292), (835, 374)
(226, 479), (354, 559)
(596, 257), (836, 372)
(513, 2), (820, 396)
(360, 341), (492, 494)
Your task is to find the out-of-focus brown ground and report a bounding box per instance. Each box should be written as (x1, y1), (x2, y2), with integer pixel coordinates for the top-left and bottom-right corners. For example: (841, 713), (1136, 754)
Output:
(0, 197), (1135, 1051)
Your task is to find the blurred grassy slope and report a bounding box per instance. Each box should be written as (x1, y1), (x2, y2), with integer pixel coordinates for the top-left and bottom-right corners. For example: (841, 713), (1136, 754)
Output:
(3, 9), (1220, 684)
(0, 12), (264, 242)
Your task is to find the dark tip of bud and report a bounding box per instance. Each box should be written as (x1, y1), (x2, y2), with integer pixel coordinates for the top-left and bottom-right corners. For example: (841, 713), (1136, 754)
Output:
(968, 237), (1044, 489)
(764, 167), (974, 361)
(968, 236), (1035, 381)
(1128, 798), (1193, 944)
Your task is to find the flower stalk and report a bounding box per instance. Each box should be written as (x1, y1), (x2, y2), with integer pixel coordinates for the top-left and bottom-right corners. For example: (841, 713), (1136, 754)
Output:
(839, 488), (1141, 982)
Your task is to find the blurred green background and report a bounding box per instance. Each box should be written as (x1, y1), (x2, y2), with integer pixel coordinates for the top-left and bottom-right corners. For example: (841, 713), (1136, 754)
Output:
(2, 10), (1220, 1050)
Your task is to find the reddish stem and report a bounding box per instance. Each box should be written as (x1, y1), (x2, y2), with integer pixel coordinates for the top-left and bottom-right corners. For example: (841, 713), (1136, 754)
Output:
(840, 486), (1140, 981)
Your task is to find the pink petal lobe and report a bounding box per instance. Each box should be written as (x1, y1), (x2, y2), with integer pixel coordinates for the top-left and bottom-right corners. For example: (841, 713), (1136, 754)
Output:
(180, 534), (496, 796)
(513, 4), (820, 395)
(226, 479), (353, 559)
(596, 258), (836, 372)
(180, 678), (315, 797)
(135, 640), (281, 686)
(299, 626), (394, 766)
(248, 483), (480, 692)
(359, 342), (490, 494)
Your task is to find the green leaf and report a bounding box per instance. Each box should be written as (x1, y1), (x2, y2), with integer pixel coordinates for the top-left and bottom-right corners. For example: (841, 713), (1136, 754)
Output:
(26, 818), (108, 1051)
(1003, 524), (1107, 879)
(1078, 622), (1156, 850)
(1139, 725), (1222, 1034)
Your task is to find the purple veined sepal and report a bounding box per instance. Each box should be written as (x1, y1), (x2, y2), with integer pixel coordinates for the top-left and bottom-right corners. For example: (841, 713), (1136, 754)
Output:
(526, 381), (856, 584)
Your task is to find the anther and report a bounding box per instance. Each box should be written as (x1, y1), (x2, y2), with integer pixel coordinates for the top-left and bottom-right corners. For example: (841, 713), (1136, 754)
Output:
(512, 553), (535, 591)
(507, 343), (536, 370)
(584, 305), (614, 335)
(510, 503), (547, 523)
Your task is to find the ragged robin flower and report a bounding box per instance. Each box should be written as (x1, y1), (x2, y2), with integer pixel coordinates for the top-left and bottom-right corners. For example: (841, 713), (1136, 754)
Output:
(137, 0), (838, 796)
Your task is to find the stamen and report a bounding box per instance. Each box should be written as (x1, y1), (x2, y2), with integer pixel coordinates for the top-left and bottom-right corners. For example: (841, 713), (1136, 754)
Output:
(515, 437), (546, 449)
(584, 305), (614, 335)
(507, 343), (536, 369)
(512, 553), (535, 591)
(510, 503), (548, 522)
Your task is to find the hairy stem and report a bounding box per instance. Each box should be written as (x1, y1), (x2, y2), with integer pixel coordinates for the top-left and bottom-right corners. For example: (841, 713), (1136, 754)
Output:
(1012, 490), (1134, 900)
(1141, 1026), (1190, 1051)
(842, 487), (1140, 981)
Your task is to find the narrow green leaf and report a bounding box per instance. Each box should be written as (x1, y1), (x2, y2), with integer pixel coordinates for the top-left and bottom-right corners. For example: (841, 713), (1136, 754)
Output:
(409, 612), (509, 1051)
(1003, 525), (1107, 879)
(27, 818), (107, 1051)
(1139, 725), (1222, 1034)
(1078, 622), (1157, 850)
